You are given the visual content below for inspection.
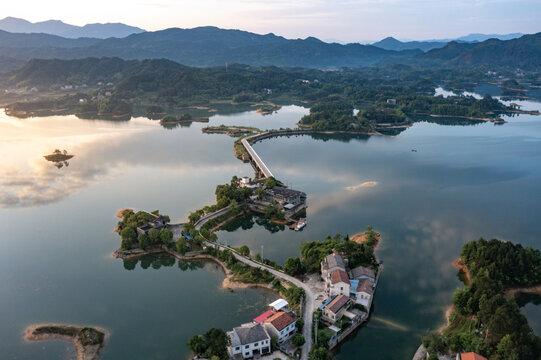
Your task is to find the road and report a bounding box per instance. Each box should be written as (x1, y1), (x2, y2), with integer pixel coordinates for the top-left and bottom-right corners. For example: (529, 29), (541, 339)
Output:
(193, 206), (232, 230)
(205, 241), (314, 360)
(241, 138), (274, 178)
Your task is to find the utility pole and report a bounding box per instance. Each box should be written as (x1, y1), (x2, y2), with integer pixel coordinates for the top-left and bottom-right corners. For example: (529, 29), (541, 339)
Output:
(314, 313), (318, 346)
(261, 245), (264, 260)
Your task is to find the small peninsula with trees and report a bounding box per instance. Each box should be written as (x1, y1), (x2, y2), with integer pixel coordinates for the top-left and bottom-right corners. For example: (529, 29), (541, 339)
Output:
(422, 238), (541, 360)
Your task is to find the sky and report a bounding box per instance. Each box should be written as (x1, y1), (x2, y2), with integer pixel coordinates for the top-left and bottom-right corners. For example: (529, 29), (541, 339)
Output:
(2, 0), (540, 42)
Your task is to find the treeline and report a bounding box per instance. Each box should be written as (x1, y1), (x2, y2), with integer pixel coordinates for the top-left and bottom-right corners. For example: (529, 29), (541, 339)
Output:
(424, 238), (541, 360)
(284, 231), (379, 276)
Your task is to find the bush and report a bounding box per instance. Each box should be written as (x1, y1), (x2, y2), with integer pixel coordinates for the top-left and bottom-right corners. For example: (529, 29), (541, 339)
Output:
(292, 333), (305, 347)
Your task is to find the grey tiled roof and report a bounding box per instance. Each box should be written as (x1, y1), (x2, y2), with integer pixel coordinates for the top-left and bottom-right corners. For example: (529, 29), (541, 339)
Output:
(233, 323), (270, 345)
(325, 253), (345, 270)
(351, 265), (375, 280)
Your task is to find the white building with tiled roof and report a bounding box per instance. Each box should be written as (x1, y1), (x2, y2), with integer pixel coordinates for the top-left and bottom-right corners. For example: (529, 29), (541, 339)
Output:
(228, 323), (271, 358)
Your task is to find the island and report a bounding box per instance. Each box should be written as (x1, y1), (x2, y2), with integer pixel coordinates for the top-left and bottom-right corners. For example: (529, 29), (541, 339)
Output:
(419, 238), (541, 360)
(25, 324), (107, 360)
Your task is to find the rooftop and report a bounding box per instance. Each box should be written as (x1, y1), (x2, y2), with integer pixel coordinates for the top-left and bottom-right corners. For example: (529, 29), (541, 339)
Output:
(330, 269), (350, 285)
(356, 279), (374, 295)
(268, 186), (306, 198)
(233, 323), (270, 345)
(254, 310), (275, 323)
(265, 311), (295, 331)
(325, 294), (350, 314)
(351, 265), (375, 280)
(325, 253), (345, 271)
(460, 353), (488, 360)
(269, 298), (288, 311)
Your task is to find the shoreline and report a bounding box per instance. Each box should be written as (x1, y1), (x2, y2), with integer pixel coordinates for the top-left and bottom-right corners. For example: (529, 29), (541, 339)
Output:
(452, 257), (472, 285)
(113, 247), (276, 292)
(350, 231), (381, 250)
(24, 324), (108, 360)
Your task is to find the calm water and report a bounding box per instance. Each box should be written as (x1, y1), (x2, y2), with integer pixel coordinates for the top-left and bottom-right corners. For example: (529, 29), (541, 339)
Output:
(1, 98), (540, 360)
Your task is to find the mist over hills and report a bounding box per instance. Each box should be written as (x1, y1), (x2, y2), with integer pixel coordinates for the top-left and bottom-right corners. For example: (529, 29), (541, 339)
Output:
(0, 17), (145, 39)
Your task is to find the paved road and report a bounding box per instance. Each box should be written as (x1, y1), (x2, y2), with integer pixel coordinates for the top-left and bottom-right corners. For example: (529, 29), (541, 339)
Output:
(206, 241), (314, 360)
(194, 207), (232, 230)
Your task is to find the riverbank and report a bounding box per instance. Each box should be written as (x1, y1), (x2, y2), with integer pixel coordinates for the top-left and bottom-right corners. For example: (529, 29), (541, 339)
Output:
(25, 324), (107, 360)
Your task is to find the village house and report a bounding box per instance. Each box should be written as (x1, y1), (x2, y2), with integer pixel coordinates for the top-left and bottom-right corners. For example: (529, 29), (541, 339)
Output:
(350, 278), (374, 308)
(350, 265), (375, 282)
(321, 253), (346, 279)
(135, 214), (168, 235)
(327, 269), (350, 297)
(322, 295), (351, 324)
(456, 352), (488, 360)
(228, 323), (271, 359)
(266, 187), (306, 207)
(264, 311), (297, 343)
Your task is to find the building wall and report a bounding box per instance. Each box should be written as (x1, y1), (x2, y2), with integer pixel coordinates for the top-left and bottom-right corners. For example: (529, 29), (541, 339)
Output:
(355, 291), (371, 307)
(330, 282), (350, 297)
(232, 339), (271, 358)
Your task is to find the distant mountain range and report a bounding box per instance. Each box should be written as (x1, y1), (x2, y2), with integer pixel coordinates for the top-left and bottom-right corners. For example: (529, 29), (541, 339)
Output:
(372, 37), (447, 52)
(0, 17), (144, 39)
(0, 23), (538, 71)
(371, 33), (525, 52)
(0, 26), (419, 68)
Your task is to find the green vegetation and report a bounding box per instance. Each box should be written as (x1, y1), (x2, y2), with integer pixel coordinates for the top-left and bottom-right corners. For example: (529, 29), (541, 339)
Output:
(187, 328), (230, 360)
(264, 201), (285, 221)
(31, 325), (105, 347)
(292, 333), (306, 347)
(116, 209), (170, 250)
(207, 247), (275, 284)
(289, 232), (378, 275)
(423, 238), (541, 360)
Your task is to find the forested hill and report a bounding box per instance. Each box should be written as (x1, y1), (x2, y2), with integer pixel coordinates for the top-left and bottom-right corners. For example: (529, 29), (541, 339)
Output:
(0, 26), (418, 68)
(423, 32), (541, 70)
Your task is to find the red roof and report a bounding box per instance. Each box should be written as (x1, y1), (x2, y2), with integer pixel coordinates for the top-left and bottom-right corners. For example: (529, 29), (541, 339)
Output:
(265, 311), (295, 331)
(330, 269), (350, 285)
(254, 310), (274, 323)
(461, 353), (488, 360)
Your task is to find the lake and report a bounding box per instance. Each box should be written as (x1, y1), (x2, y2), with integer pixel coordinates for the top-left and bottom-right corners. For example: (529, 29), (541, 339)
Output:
(0, 98), (540, 359)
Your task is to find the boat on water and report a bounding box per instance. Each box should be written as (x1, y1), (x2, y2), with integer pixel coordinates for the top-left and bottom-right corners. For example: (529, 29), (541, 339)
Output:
(290, 218), (306, 231)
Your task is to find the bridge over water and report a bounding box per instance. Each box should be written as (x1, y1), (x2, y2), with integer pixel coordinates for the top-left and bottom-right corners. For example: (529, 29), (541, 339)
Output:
(240, 138), (274, 178)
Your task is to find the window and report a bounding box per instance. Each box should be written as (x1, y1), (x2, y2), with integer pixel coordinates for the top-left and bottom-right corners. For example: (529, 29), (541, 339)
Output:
(245, 345), (249, 349)
(245, 353), (250, 356)
(254, 342), (258, 346)
(235, 347), (240, 351)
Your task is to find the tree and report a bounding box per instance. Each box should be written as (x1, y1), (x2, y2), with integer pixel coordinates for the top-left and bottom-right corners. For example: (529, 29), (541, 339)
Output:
(308, 346), (328, 360)
(159, 228), (173, 244)
(255, 188), (267, 199)
(285, 257), (305, 276)
(176, 238), (188, 255)
(292, 333), (305, 347)
(120, 227), (136, 249)
(265, 177), (278, 188)
(148, 228), (160, 244)
(187, 335), (206, 355)
(138, 233), (150, 250)
(203, 328), (230, 359)
(296, 318), (304, 332)
(270, 335), (278, 350)
(239, 245), (250, 257)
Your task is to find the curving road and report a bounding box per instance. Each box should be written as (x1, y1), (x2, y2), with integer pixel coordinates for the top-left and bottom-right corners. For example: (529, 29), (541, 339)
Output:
(205, 241), (314, 360)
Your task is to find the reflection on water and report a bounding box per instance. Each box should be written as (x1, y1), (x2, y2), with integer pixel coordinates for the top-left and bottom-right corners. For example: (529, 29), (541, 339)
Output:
(1, 96), (540, 360)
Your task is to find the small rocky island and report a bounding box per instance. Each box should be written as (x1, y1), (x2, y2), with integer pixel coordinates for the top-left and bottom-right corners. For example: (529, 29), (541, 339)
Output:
(44, 149), (74, 168)
(25, 324), (107, 360)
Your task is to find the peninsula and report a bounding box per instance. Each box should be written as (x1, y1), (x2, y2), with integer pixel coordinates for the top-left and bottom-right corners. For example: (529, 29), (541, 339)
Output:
(25, 324), (107, 360)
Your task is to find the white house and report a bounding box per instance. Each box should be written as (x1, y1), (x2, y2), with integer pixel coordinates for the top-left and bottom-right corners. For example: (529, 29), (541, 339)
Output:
(327, 269), (350, 297)
(264, 311), (296, 343)
(228, 323), (271, 359)
(353, 278), (374, 308)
